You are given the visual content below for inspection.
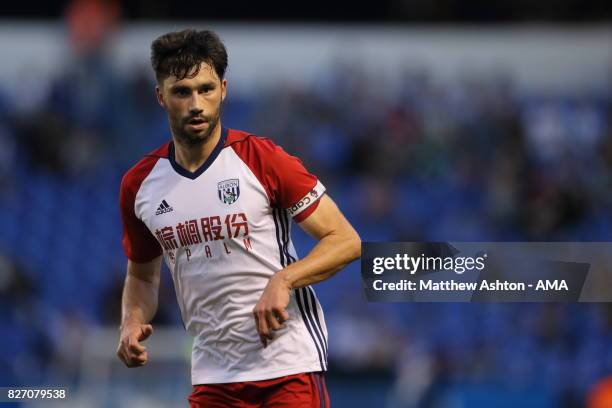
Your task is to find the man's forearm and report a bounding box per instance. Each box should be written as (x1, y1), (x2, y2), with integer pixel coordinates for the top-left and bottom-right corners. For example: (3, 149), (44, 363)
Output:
(120, 273), (159, 329)
(276, 229), (361, 289)
(252, 195), (359, 346)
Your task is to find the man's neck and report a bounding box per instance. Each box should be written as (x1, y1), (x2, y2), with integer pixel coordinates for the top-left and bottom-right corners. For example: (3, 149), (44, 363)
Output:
(172, 124), (222, 172)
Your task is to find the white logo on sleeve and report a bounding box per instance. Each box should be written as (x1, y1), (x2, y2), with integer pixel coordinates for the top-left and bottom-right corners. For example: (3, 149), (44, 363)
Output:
(286, 180), (326, 217)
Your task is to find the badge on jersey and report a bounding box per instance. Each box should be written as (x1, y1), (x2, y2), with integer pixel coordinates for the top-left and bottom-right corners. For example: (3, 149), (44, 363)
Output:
(217, 179), (240, 205)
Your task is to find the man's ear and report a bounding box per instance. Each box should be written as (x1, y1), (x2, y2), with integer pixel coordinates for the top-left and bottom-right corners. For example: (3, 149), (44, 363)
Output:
(221, 79), (227, 102)
(155, 86), (165, 108)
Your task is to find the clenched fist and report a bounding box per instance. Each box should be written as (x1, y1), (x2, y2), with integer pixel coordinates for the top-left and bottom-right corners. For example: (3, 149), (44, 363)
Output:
(117, 323), (153, 367)
(252, 275), (291, 348)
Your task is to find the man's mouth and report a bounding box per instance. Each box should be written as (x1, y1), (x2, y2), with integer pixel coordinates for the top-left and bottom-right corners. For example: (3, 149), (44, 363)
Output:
(186, 117), (208, 129)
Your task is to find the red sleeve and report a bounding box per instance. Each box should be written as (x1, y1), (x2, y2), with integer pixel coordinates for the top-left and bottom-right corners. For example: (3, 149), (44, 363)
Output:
(119, 157), (163, 262)
(228, 132), (326, 222)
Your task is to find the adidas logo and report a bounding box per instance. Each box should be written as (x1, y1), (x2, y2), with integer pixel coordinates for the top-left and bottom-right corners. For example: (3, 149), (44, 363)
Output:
(155, 199), (173, 215)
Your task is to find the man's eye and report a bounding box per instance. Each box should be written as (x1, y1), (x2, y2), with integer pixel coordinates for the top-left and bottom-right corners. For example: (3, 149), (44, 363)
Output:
(175, 89), (190, 96)
(200, 87), (213, 93)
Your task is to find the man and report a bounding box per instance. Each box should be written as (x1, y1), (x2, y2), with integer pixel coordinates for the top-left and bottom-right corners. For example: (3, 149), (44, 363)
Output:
(117, 29), (361, 407)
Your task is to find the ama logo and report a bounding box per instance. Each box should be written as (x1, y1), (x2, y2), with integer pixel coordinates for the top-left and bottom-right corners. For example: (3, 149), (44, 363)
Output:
(217, 179), (240, 205)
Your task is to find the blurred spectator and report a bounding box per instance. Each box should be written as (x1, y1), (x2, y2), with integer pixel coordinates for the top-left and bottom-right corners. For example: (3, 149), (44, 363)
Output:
(588, 377), (612, 408)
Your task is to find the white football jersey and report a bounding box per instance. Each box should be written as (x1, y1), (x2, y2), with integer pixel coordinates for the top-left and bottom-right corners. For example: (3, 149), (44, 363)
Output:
(120, 128), (328, 384)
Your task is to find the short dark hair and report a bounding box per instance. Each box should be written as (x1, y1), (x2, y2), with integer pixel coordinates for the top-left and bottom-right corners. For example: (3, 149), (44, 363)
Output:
(150, 29), (228, 84)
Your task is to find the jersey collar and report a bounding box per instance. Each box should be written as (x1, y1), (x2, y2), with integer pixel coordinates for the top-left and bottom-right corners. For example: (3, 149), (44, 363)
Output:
(168, 127), (228, 180)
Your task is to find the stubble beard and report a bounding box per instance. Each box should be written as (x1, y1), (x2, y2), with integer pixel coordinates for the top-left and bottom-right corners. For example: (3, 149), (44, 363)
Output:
(171, 104), (222, 147)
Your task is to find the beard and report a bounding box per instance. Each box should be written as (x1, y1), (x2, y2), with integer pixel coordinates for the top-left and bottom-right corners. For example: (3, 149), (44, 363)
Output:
(170, 103), (222, 147)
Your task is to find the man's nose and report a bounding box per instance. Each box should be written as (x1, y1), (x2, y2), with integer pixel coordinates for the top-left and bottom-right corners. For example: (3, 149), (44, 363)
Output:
(188, 94), (204, 114)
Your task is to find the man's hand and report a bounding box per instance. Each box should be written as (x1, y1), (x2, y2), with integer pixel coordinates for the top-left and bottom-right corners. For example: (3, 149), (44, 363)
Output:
(117, 323), (153, 367)
(252, 274), (291, 348)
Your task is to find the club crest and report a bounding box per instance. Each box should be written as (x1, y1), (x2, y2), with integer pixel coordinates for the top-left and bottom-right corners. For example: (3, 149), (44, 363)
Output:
(217, 179), (240, 205)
